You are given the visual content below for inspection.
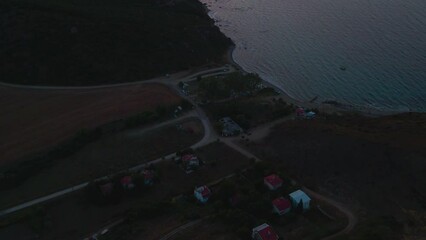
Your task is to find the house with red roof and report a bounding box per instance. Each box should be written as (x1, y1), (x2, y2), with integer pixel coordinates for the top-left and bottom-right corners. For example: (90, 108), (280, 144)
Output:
(296, 107), (305, 118)
(252, 223), (279, 240)
(181, 154), (200, 172)
(194, 185), (211, 203)
(120, 176), (135, 190)
(272, 197), (291, 215)
(264, 174), (283, 190)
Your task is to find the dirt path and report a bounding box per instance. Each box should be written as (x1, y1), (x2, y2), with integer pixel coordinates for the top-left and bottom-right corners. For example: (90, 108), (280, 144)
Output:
(157, 219), (204, 240)
(302, 187), (357, 239)
(246, 115), (295, 141)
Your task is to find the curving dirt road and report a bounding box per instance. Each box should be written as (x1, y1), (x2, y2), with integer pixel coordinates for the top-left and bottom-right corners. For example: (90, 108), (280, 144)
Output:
(302, 187), (357, 239)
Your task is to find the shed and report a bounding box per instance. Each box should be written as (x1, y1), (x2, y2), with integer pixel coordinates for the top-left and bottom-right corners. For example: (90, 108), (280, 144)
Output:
(289, 189), (311, 211)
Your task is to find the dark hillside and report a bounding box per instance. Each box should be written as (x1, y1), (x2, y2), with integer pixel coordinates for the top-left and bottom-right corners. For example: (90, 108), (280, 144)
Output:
(0, 0), (232, 85)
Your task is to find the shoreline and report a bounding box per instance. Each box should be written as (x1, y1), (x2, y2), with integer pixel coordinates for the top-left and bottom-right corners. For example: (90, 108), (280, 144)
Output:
(225, 45), (408, 117)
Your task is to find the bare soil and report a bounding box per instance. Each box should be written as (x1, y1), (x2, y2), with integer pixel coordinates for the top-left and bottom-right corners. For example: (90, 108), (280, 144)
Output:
(0, 83), (182, 166)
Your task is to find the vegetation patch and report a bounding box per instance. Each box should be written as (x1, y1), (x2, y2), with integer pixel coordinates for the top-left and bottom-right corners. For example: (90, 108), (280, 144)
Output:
(197, 72), (262, 100)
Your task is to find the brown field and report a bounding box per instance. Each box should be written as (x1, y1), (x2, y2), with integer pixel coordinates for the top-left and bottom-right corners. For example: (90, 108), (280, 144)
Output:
(0, 83), (182, 166)
(0, 118), (203, 209)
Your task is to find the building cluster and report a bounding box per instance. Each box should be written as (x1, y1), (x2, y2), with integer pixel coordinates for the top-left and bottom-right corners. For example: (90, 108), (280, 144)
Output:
(97, 169), (156, 197)
(193, 173), (312, 240)
(295, 107), (316, 119)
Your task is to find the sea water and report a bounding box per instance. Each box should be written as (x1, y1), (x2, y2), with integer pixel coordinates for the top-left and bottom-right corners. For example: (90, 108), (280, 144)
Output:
(201, 0), (426, 112)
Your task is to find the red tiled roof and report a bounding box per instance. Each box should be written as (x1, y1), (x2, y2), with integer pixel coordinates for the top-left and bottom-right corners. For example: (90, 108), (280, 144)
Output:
(272, 197), (291, 212)
(264, 174), (283, 187)
(182, 154), (197, 162)
(257, 225), (279, 240)
(120, 176), (132, 185)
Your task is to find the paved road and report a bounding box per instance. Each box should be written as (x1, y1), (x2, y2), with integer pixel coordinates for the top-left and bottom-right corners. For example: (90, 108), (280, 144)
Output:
(0, 66), (230, 90)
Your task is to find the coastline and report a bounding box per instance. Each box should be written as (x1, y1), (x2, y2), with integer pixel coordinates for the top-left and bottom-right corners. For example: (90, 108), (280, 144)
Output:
(225, 45), (407, 117)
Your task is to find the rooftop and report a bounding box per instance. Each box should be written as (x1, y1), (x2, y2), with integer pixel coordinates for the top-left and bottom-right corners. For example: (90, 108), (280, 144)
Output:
(272, 197), (291, 212)
(253, 223), (279, 240)
(289, 190), (311, 202)
(264, 174), (283, 187)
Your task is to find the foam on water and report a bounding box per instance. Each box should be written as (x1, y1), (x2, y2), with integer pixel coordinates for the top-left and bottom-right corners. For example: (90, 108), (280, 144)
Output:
(202, 0), (426, 112)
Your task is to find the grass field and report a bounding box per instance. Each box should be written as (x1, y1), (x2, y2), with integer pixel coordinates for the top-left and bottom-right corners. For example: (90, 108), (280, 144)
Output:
(0, 118), (203, 209)
(0, 83), (183, 166)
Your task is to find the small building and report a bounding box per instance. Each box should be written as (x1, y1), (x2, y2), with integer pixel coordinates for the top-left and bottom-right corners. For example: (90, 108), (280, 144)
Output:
(272, 197), (291, 215)
(264, 174), (283, 190)
(181, 154), (200, 172)
(219, 117), (243, 136)
(305, 111), (316, 119)
(120, 176), (135, 190)
(194, 185), (211, 203)
(289, 190), (311, 211)
(252, 223), (279, 240)
(142, 169), (155, 186)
